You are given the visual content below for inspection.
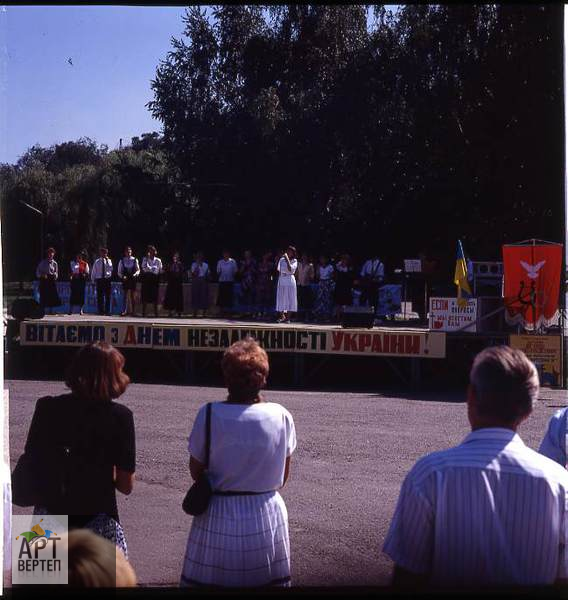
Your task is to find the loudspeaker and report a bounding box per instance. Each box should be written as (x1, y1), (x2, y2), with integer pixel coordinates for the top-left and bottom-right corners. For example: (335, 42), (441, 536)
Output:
(341, 306), (375, 329)
(11, 298), (45, 320)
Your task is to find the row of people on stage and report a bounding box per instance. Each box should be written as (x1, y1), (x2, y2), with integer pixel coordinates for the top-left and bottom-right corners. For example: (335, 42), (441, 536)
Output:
(35, 245), (389, 321)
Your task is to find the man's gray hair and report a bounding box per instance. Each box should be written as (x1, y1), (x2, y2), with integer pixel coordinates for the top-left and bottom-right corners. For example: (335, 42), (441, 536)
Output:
(470, 345), (539, 423)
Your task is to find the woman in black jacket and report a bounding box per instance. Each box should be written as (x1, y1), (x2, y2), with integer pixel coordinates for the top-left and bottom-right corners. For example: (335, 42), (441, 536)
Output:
(14, 342), (136, 557)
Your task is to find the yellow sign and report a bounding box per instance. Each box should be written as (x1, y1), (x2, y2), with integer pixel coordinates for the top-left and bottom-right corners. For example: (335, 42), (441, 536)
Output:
(509, 334), (562, 387)
(20, 321), (446, 359)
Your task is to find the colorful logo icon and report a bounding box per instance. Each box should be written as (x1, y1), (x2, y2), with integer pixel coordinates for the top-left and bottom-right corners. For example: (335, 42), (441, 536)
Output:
(15, 519), (58, 546)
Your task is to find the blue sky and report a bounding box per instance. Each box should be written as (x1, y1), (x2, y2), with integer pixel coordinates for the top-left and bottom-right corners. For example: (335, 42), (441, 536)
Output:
(1, 5), (187, 164)
(1, 5), (386, 165)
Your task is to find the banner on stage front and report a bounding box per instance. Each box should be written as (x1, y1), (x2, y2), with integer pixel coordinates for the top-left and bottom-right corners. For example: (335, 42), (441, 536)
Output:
(20, 321), (446, 359)
(429, 297), (477, 332)
(509, 334), (561, 387)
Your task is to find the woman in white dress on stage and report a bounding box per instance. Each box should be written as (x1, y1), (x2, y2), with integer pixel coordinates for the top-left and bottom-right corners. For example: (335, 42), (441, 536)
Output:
(276, 246), (298, 323)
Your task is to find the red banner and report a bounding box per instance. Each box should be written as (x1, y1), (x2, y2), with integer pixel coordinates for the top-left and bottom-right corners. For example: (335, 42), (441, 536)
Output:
(502, 243), (563, 331)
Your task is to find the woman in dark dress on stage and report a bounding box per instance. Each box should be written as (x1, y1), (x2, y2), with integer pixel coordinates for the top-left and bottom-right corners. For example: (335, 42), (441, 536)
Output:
(164, 252), (185, 317)
(36, 247), (61, 314)
(333, 253), (355, 322)
(118, 247), (140, 317)
(69, 250), (90, 315)
(254, 251), (275, 321)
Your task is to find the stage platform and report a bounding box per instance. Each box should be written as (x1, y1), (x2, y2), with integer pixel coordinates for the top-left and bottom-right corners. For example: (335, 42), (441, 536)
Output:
(17, 314), (446, 359)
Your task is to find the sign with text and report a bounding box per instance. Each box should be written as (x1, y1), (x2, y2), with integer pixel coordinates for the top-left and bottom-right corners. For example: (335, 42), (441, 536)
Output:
(429, 297), (477, 332)
(509, 334), (562, 387)
(20, 321), (446, 358)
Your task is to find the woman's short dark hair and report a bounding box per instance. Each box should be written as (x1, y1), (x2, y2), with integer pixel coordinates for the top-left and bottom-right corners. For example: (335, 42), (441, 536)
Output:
(147, 245), (157, 254)
(66, 342), (130, 402)
(46, 247), (56, 255)
(222, 338), (269, 401)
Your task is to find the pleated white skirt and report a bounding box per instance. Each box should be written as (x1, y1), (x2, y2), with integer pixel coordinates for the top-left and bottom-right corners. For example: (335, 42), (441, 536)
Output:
(276, 278), (297, 312)
(180, 491), (291, 588)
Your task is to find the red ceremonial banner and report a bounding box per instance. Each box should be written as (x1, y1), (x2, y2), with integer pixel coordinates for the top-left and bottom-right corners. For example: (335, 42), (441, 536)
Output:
(502, 243), (563, 331)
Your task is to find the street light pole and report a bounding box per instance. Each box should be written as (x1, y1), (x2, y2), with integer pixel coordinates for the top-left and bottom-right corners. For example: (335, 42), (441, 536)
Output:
(17, 201), (44, 259)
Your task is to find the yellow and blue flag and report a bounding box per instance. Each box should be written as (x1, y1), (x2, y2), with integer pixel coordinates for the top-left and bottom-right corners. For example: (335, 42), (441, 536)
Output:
(454, 239), (471, 307)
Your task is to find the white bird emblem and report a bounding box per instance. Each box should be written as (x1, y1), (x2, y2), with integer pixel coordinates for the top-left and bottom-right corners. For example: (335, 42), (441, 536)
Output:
(520, 260), (546, 280)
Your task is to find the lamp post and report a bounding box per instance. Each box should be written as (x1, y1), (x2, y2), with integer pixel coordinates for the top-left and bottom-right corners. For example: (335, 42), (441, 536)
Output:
(17, 200), (44, 260)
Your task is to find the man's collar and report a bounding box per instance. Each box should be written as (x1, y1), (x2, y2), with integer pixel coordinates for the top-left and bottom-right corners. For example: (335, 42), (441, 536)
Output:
(463, 427), (524, 446)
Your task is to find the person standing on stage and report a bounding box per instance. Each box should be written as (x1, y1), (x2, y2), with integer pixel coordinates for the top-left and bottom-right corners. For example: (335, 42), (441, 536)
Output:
(254, 251), (275, 321)
(276, 246), (298, 324)
(313, 254), (335, 323)
(69, 250), (90, 315)
(216, 250), (238, 318)
(36, 247), (61, 314)
(296, 253), (314, 323)
(334, 254), (355, 322)
(238, 250), (257, 318)
(163, 252), (185, 318)
(141, 245), (163, 318)
(91, 248), (114, 316)
(359, 253), (385, 311)
(190, 252), (209, 318)
(117, 247), (140, 317)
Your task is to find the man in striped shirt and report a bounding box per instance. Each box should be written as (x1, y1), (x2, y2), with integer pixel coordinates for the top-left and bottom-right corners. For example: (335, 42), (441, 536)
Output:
(383, 345), (568, 588)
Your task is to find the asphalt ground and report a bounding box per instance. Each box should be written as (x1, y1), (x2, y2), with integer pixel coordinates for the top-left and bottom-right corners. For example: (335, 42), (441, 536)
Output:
(6, 380), (568, 587)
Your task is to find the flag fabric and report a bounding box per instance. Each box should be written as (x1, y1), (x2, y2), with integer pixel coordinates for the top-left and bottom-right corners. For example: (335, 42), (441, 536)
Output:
(454, 240), (471, 307)
(502, 243), (563, 331)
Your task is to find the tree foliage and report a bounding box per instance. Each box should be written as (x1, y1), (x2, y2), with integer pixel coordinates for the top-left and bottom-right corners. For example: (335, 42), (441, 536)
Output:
(1, 4), (563, 281)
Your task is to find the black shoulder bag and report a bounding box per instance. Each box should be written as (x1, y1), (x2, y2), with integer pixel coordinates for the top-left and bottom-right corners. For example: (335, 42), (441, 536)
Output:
(182, 403), (212, 516)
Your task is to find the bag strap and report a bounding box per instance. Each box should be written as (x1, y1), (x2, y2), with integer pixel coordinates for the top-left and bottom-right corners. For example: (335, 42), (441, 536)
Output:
(204, 402), (212, 468)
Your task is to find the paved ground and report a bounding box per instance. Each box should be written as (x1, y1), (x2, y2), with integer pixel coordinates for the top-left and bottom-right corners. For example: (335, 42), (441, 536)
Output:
(6, 380), (568, 587)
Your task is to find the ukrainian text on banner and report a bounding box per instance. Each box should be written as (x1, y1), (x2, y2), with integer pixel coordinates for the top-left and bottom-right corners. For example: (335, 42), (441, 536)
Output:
(502, 243), (563, 331)
(509, 334), (561, 387)
(20, 321), (446, 358)
(429, 297), (477, 332)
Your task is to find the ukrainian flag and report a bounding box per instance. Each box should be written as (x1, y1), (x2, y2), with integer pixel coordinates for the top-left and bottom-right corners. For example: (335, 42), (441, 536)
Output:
(454, 239), (471, 307)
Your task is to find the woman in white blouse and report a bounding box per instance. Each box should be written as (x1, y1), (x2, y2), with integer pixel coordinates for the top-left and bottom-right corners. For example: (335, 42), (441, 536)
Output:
(141, 245), (163, 318)
(216, 250), (238, 318)
(69, 250), (90, 315)
(275, 246), (298, 323)
(117, 246), (140, 317)
(180, 339), (297, 588)
(313, 254), (336, 323)
(190, 251), (209, 317)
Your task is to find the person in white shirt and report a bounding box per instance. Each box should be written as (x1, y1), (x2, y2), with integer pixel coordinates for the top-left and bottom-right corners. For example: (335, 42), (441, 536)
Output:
(117, 247), (141, 317)
(216, 250), (238, 318)
(359, 254), (385, 311)
(69, 250), (90, 315)
(180, 338), (296, 588)
(91, 248), (113, 315)
(276, 246), (298, 323)
(141, 245), (163, 318)
(383, 345), (568, 589)
(313, 255), (335, 323)
(190, 252), (209, 318)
